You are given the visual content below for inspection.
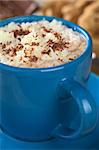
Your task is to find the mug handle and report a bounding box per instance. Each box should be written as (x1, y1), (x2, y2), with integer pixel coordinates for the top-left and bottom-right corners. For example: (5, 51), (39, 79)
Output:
(52, 78), (98, 139)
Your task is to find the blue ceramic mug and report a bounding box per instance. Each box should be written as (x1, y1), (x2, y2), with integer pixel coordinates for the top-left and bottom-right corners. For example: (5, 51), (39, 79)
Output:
(0, 16), (98, 142)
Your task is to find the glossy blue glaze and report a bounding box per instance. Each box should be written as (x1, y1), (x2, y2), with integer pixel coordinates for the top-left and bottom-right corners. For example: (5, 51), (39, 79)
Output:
(0, 73), (99, 149)
(0, 16), (97, 141)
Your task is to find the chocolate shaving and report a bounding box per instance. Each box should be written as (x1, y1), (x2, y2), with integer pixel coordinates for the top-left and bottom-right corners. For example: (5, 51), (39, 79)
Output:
(11, 48), (17, 56)
(18, 37), (21, 41)
(54, 32), (62, 40)
(54, 32), (70, 48)
(29, 56), (38, 62)
(42, 49), (51, 55)
(42, 26), (51, 33)
(31, 42), (39, 46)
(64, 42), (70, 48)
(25, 43), (29, 45)
(12, 29), (30, 38)
(6, 48), (11, 54)
(52, 42), (64, 51)
(65, 42), (69, 45)
(58, 58), (63, 62)
(47, 39), (54, 46)
(8, 48), (17, 56)
(42, 34), (46, 37)
(18, 24), (21, 28)
(31, 48), (34, 51)
(2, 44), (6, 49)
(6, 41), (12, 45)
(69, 58), (74, 60)
(16, 44), (24, 50)
(47, 39), (65, 51)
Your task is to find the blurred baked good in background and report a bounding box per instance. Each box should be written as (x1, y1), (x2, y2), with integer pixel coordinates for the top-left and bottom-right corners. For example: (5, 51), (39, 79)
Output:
(34, 0), (92, 23)
(78, 1), (99, 56)
(61, 0), (92, 23)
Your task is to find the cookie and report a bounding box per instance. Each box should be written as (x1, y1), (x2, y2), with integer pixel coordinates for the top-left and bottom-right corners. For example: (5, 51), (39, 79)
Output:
(78, 1), (99, 56)
(61, 0), (92, 23)
(93, 37), (99, 56)
(75, 0), (92, 9)
(34, 0), (70, 17)
(61, 5), (81, 23)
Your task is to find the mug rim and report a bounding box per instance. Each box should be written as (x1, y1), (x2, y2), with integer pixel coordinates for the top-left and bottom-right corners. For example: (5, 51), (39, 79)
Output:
(0, 15), (92, 73)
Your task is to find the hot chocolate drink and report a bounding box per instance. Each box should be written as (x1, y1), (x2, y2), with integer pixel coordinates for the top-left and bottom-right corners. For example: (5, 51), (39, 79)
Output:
(0, 19), (86, 68)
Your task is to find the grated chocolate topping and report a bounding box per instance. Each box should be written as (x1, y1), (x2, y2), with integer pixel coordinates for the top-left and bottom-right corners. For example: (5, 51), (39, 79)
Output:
(12, 29), (30, 38)
(29, 56), (38, 62)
